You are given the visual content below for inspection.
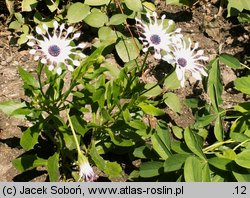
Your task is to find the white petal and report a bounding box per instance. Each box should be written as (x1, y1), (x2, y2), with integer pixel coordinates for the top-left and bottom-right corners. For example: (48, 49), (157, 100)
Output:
(168, 20), (174, 25)
(60, 24), (65, 31)
(56, 67), (62, 75)
(53, 21), (59, 29)
(27, 41), (35, 47)
(73, 32), (81, 39)
(27, 35), (34, 39)
(67, 65), (74, 71)
(36, 26), (43, 34)
(73, 60), (80, 66)
(67, 26), (74, 34)
(29, 49), (36, 54)
(175, 28), (182, 33)
(34, 56), (40, 61)
(180, 78), (185, 87)
(194, 42), (199, 49)
(192, 71), (202, 80)
(154, 52), (161, 59)
(78, 43), (86, 48)
(79, 53), (86, 58)
(175, 67), (184, 81)
(42, 23), (48, 31)
(41, 58), (47, 64)
(48, 65), (54, 71)
(196, 50), (204, 56)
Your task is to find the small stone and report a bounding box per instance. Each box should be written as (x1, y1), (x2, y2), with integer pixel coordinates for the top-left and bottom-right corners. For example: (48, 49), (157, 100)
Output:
(1, 61), (7, 66)
(13, 61), (19, 66)
(6, 57), (12, 63)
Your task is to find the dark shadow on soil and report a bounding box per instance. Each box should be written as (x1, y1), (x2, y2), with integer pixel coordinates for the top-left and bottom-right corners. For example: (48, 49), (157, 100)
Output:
(0, 137), (21, 149)
(13, 169), (47, 182)
(161, 10), (193, 22)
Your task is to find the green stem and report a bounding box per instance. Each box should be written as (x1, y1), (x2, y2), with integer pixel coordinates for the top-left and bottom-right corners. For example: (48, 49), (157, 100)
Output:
(140, 51), (149, 75)
(240, 63), (250, 70)
(37, 62), (46, 99)
(233, 139), (250, 151)
(66, 109), (81, 154)
(203, 139), (234, 153)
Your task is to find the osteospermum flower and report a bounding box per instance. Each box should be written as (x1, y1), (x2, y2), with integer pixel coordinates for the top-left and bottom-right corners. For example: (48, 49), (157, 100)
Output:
(27, 21), (86, 75)
(78, 152), (98, 182)
(136, 12), (182, 59)
(163, 38), (209, 87)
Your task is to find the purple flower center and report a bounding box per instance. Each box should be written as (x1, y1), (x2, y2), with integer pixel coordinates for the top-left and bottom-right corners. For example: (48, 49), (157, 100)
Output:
(48, 45), (60, 57)
(150, 34), (161, 45)
(177, 58), (187, 67)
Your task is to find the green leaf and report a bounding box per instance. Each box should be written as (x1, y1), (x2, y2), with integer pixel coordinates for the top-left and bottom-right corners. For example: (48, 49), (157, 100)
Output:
(234, 76), (250, 95)
(151, 133), (171, 160)
(235, 150), (250, 169)
(143, 2), (156, 12)
(0, 101), (25, 118)
(70, 115), (88, 136)
(21, 0), (38, 11)
(171, 125), (183, 139)
(164, 70), (180, 90)
(14, 13), (24, 24)
(9, 21), (22, 30)
(202, 163), (211, 182)
(230, 132), (250, 142)
(166, 0), (197, 6)
(124, 0), (143, 12)
(104, 161), (123, 179)
(234, 102), (250, 113)
(18, 66), (39, 88)
(207, 58), (223, 111)
(139, 161), (163, 178)
(85, 0), (110, 6)
(238, 13), (250, 23)
(230, 116), (248, 133)
(109, 14), (127, 25)
(47, 152), (60, 182)
(20, 123), (42, 151)
(184, 156), (203, 182)
(115, 38), (141, 62)
(219, 53), (241, 69)
(184, 127), (205, 160)
(164, 154), (189, 172)
(133, 146), (155, 159)
(194, 114), (217, 128)
(138, 103), (165, 116)
(106, 128), (134, 147)
(18, 34), (29, 45)
(12, 155), (47, 172)
(227, 0), (250, 17)
(89, 143), (106, 171)
(208, 157), (232, 171)
(67, 3), (90, 24)
(214, 115), (224, 142)
(84, 10), (108, 28)
(232, 163), (250, 182)
(164, 92), (181, 113)
(143, 83), (162, 98)
(98, 27), (117, 44)
(46, 0), (59, 12)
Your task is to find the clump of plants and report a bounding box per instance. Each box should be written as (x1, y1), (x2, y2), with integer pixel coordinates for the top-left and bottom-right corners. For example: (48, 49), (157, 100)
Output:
(1, 0), (250, 182)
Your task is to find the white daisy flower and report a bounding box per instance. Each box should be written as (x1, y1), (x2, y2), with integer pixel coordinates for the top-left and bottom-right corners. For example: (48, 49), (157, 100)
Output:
(27, 21), (86, 75)
(163, 38), (209, 87)
(78, 152), (98, 182)
(136, 12), (182, 59)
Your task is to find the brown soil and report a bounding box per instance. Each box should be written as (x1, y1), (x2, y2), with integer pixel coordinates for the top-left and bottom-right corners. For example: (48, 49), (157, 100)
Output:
(0, 0), (249, 181)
